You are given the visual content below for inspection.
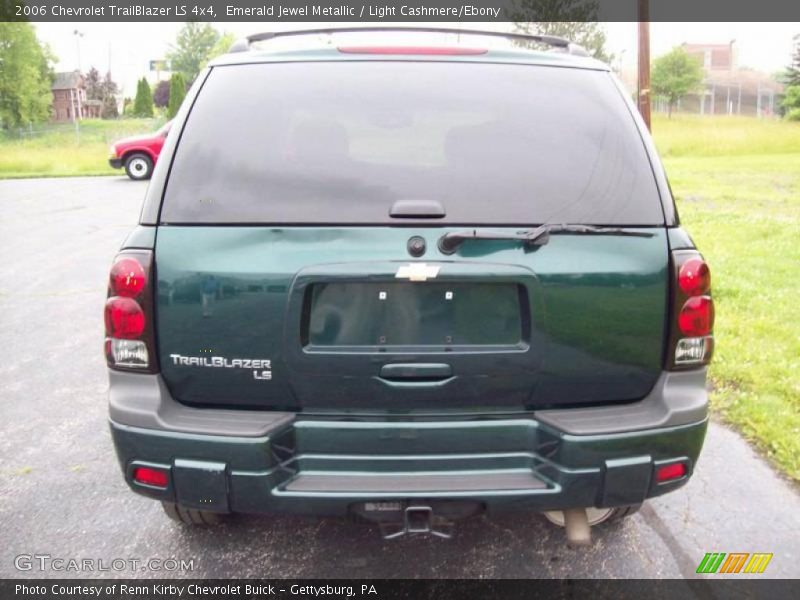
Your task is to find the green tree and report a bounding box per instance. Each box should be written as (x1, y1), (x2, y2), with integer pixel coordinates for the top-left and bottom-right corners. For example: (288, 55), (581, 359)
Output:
(102, 72), (118, 99)
(84, 66), (103, 101)
(140, 79), (154, 116)
(100, 72), (119, 119)
(166, 73), (186, 119)
(782, 86), (800, 121)
(651, 47), (705, 118)
(132, 79), (144, 115)
(511, 1), (612, 62)
(205, 32), (235, 66)
(784, 34), (800, 87)
(132, 77), (153, 117)
(101, 95), (119, 119)
(0, 22), (55, 130)
(167, 23), (220, 81)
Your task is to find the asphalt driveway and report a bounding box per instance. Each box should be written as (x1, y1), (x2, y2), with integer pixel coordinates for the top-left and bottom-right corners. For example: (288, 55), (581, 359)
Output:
(0, 177), (798, 579)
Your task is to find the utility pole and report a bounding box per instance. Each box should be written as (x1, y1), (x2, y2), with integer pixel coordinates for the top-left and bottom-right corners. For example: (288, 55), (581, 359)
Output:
(73, 30), (84, 72)
(637, 0), (651, 130)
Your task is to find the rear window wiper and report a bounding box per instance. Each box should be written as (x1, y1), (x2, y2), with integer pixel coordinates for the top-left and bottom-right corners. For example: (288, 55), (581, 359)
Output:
(437, 224), (655, 255)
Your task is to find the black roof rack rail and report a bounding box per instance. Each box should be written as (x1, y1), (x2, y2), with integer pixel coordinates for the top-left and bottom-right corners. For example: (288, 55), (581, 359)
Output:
(228, 26), (590, 57)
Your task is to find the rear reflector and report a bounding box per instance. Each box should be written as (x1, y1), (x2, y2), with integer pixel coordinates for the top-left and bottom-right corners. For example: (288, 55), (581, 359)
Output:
(678, 296), (714, 337)
(132, 466), (169, 488)
(104, 296), (145, 339)
(655, 463), (687, 483)
(337, 46), (487, 55)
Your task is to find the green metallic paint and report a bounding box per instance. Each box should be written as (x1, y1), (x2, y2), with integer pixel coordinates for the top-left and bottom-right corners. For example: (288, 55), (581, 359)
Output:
(154, 226), (668, 412)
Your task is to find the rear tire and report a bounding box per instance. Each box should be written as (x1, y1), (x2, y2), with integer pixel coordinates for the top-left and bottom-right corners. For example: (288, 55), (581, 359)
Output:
(604, 504), (641, 523)
(124, 153), (153, 180)
(161, 501), (227, 526)
(543, 504), (641, 527)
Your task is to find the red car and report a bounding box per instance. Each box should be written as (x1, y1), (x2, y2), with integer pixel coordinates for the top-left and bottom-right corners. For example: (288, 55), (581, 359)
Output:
(109, 121), (172, 180)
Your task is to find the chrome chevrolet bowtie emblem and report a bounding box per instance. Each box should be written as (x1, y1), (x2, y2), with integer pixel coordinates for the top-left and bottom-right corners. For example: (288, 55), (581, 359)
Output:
(395, 263), (440, 282)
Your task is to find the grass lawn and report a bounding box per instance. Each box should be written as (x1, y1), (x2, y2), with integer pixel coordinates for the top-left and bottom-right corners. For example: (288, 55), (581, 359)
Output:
(1, 113), (798, 480)
(0, 118), (165, 179)
(654, 114), (800, 482)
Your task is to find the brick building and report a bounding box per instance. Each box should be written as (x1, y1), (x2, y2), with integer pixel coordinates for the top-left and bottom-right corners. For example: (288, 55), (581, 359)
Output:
(678, 43), (783, 117)
(51, 71), (102, 122)
(683, 43), (736, 72)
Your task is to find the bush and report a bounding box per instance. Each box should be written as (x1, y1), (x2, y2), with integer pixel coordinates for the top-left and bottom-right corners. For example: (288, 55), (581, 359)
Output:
(101, 95), (119, 119)
(132, 78), (154, 118)
(167, 73), (187, 119)
(153, 80), (170, 108)
(782, 85), (800, 120)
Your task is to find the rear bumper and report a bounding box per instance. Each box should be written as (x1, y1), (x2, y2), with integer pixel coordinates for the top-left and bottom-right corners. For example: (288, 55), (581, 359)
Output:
(111, 418), (706, 516)
(109, 371), (708, 516)
(109, 157), (123, 169)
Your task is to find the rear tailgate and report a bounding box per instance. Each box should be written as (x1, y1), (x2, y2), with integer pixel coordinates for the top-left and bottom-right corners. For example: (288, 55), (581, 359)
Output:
(155, 227), (667, 412)
(153, 58), (669, 413)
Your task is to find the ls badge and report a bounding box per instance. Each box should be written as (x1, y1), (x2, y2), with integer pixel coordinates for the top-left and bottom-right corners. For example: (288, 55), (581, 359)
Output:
(395, 263), (440, 282)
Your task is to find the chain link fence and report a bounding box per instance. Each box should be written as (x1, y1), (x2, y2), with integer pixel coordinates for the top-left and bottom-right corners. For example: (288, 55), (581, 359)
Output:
(654, 83), (784, 118)
(1, 118), (166, 145)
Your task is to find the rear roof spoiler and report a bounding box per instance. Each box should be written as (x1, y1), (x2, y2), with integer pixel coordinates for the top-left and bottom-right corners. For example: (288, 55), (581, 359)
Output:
(228, 26), (590, 57)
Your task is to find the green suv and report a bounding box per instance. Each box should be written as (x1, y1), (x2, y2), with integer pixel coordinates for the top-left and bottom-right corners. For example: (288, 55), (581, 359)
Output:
(106, 28), (713, 542)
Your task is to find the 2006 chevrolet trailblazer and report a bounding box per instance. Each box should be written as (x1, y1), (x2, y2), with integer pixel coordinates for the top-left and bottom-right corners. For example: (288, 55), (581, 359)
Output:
(106, 28), (714, 543)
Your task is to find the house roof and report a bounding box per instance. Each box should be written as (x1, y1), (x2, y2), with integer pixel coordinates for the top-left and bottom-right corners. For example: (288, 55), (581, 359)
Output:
(52, 71), (83, 91)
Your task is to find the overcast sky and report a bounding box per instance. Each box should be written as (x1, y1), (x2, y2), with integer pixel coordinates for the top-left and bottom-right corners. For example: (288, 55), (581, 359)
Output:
(33, 21), (798, 98)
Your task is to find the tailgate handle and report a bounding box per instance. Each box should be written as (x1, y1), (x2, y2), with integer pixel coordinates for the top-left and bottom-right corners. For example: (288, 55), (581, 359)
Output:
(379, 363), (452, 382)
(389, 199), (445, 219)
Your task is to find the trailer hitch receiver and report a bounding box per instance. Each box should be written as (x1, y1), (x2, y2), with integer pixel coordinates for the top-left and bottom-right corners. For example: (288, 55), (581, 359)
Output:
(379, 505), (454, 539)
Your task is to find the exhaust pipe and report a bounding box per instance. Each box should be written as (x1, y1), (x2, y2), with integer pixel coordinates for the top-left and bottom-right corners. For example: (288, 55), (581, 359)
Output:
(562, 508), (592, 546)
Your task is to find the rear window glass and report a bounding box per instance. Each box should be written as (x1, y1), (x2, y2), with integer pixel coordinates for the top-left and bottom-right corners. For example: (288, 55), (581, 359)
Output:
(161, 61), (663, 225)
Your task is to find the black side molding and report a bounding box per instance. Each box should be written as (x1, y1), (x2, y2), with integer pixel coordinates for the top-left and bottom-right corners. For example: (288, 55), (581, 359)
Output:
(389, 200), (446, 219)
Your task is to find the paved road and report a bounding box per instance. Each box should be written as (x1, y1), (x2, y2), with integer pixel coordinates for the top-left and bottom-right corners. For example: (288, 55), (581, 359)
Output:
(1, 177), (798, 579)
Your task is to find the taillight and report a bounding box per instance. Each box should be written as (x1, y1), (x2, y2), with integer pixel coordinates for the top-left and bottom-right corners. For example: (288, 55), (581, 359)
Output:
(104, 250), (157, 372)
(105, 297), (145, 338)
(110, 257), (147, 298)
(669, 251), (714, 368)
(678, 258), (710, 296)
(678, 296), (714, 336)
